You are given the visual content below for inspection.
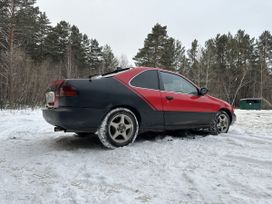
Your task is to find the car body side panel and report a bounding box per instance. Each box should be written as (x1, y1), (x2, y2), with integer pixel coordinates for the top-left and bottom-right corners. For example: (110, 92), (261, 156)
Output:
(160, 92), (222, 112)
(160, 92), (218, 127)
(115, 68), (226, 128)
(43, 77), (165, 133)
(162, 112), (216, 129)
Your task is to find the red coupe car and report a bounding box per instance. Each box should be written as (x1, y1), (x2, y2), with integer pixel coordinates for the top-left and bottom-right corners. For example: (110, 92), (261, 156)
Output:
(43, 67), (236, 148)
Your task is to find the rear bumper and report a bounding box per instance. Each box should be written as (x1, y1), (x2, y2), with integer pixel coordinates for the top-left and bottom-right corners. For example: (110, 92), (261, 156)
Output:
(231, 112), (236, 125)
(42, 107), (107, 132)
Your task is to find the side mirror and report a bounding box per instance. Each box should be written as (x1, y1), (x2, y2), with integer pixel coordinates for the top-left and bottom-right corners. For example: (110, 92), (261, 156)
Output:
(199, 87), (208, 96)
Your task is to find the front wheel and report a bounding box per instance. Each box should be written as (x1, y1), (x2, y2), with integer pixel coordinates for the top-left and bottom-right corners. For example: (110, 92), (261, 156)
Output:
(97, 108), (139, 149)
(209, 111), (230, 135)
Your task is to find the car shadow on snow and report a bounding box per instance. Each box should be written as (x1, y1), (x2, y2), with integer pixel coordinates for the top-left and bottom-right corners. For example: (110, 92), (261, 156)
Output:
(136, 130), (211, 142)
(51, 130), (210, 150)
(52, 133), (104, 151)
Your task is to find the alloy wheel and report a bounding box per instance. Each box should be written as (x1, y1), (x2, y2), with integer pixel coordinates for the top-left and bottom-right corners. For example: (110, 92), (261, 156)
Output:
(216, 113), (230, 133)
(108, 113), (134, 143)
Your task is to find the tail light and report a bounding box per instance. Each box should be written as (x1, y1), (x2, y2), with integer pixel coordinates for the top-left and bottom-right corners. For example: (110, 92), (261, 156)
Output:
(46, 80), (77, 108)
(60, 85), (77, 96)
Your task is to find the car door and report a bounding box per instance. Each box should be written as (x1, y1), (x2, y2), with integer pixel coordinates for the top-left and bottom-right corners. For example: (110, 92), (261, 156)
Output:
(129, 70), (164, 130)
(159, 71), (216, 129)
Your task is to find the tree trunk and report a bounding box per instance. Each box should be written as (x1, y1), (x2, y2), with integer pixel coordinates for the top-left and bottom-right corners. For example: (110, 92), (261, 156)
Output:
(7, 0), (15, 105)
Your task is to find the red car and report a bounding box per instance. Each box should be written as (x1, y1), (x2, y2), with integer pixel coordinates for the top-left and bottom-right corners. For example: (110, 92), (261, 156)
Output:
(43, 67), (236, 148)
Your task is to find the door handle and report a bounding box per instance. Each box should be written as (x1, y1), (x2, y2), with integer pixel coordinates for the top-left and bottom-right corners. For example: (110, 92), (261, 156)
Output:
(166, 96), (174, 101)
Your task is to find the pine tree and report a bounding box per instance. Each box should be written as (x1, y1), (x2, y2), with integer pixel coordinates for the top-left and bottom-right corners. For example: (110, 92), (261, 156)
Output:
(68, 25), (86, 77)
(187, 39), (200, 83)
(160, 37), (176, 70)
(134, 23), (169, 67)
(89, 39), (103, 74)
(257, 31), (272, 100)
(199, 39), (216, 87)
(70, 26), (84, 64)
(15, 1), (40, 53)
(174, 40), (188, 74)
(102, 44), (118, 73)
(0, 0), (38, 103)
(28, 12), (51, 61)
(258, 31), (272, 73)
(0, 0), (9, 52)
(44, 21), (70, 63)
(230, 30), (255, 105)
(81, 34), (91, 65)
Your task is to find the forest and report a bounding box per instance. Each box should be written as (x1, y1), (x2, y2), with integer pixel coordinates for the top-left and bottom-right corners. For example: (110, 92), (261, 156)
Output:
(134, 24), (272, 108)
(0, 0), (272, 108)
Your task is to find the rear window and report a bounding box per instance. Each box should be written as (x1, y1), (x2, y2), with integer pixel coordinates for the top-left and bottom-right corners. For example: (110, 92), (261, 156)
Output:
(130, 70), (159, 90)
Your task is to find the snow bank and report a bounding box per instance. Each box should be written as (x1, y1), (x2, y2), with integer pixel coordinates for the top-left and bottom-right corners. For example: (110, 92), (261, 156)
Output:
(0, 109), (271, 203)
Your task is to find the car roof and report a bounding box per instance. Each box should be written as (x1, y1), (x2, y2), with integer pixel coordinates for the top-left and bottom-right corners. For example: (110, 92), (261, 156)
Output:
(101, 67), (199, 88)
(132, 67), (181, 75)
(102, 66), (177, 77)
(133, 67), (162, 71)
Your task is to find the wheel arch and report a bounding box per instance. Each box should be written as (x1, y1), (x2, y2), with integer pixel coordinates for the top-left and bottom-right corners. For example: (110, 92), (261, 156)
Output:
(219, 108), (232, 123)
(109, 105), (142, 127)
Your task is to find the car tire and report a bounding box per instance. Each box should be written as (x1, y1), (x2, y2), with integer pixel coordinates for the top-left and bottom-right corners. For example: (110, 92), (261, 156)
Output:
(209, 111), (230, 135)
(97, 108), (139, 149)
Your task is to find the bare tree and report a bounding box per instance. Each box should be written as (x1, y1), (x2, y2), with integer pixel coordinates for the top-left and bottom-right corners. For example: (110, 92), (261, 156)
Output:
(118, 54), (130, 68)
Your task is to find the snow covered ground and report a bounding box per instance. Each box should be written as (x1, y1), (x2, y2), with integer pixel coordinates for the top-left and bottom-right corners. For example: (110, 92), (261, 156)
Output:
(0, 109), (271, 204)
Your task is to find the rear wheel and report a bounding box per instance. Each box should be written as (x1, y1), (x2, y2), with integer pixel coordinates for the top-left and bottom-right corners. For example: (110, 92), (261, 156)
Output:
(210, 111), (230, 135)
(97, 108), (139, 149)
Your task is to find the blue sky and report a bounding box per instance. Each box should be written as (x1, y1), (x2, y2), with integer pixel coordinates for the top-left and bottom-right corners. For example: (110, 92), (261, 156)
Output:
(37, 0), (272, 63)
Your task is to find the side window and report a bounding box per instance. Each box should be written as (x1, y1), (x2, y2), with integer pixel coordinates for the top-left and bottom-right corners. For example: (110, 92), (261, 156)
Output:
(160, 72), (198, 95)
(130, 70), (159, 90)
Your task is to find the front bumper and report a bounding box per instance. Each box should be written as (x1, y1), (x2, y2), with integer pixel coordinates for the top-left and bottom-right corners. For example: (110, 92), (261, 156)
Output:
(42, 107), (107, 132)
(231, 112), (236, 125)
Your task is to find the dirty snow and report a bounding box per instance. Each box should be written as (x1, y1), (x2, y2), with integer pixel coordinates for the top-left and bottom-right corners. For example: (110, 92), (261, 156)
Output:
(0, 109), (271, 204)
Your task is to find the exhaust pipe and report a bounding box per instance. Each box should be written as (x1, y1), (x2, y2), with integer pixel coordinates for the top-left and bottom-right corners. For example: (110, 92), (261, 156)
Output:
(54, 126), (66, 132)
